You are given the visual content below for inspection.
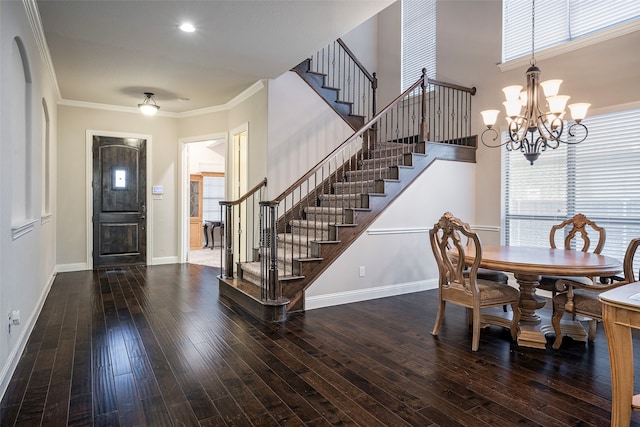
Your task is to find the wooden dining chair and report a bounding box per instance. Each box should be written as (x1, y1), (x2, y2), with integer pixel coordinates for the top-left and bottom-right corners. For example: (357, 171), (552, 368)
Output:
(550, 237), (640, 349)
(538, 213), (606, 298)
(430, 212), (521, 351)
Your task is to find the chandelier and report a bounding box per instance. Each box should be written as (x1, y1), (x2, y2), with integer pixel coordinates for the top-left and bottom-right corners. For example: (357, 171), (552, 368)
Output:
(480, 0), (590, 165)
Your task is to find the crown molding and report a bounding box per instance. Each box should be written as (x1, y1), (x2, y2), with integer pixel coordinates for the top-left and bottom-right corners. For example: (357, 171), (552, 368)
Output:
(59, 79), (266, 118)
(23, 0), (61, 99)
(177, 80), (266, 118)
(58, 99), (180, 117)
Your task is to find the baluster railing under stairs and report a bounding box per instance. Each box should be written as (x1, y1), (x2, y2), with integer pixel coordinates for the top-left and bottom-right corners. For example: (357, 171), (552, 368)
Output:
(219, 178), (268, 279)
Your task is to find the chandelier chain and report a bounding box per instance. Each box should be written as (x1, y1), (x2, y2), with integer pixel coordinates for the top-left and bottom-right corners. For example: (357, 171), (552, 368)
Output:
(530, 0), (536, 66)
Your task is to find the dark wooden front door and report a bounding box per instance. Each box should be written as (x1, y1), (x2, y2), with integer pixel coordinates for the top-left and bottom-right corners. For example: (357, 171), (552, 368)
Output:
(92, 136), (146, 268)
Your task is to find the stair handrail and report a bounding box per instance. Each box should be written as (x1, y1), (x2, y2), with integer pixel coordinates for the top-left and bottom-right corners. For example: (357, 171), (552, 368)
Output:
(308, 38), (378, 122)
(219, 177), (267, 206)
(220, 178), (268, 278)
(337, 38), (376, 85)
(256, 69), (476, 304)
(336, 38), (378, 116)
(272, 69), (432, 203)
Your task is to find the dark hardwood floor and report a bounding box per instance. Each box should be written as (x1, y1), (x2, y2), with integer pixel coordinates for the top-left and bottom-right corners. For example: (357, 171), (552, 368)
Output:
(1, 264), (640, 426)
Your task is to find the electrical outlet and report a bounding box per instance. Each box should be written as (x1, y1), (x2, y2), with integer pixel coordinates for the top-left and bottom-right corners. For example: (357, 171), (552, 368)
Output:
(11, 310), (20, 325)
(359, 266), (365, 277)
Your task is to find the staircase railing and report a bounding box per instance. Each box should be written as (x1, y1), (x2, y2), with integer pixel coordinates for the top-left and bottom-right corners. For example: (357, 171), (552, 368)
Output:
(220, 178), (267, 279)
(256, 69), (476, 302)
(309, 38), (378, 122)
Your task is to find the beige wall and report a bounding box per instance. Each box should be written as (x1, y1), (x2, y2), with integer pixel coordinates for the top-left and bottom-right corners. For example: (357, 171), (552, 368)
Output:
(57, 106), (180, 266)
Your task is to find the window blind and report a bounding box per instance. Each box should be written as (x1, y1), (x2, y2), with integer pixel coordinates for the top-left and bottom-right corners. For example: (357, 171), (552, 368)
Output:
(401, 0), (436, 91)
(203, 176), (225, 222)
(503, 108), (640, 273)
(503, 0), (640, 63)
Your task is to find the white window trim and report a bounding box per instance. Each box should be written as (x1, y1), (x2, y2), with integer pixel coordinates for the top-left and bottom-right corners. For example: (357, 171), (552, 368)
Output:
(499, 19), (640, 72)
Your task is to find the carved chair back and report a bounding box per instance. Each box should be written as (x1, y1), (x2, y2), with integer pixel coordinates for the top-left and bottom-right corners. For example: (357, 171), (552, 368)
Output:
(549, 213), (605, 254)
(429, 212), (482, 299)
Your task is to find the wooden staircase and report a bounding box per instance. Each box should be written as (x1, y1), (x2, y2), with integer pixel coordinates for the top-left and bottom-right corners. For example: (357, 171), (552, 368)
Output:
(219, 139), (476, 321)
(218, 39), (476, 322)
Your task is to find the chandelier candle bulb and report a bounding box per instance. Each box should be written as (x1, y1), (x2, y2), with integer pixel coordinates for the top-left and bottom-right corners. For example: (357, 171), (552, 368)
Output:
(503, 100), (522, 117)
(540, 79), (563, 97)
(547, 95), (570, 114)
(502, 85), (523, 102)
(569, 103), (590, 123)
(481, 110), (500, 128)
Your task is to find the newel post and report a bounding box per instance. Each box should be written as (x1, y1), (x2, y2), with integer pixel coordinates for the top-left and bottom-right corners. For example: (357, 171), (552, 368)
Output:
(420, 68), (429, 142)
(221, 202), (234, 278)
(260, 201), (280, 301)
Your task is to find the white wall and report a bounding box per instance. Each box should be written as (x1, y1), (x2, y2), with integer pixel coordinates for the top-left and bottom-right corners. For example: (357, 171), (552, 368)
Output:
(187, 142), (225, 174)
(266, 72), (354, 199)
(306, 160), (475, 308)
(0, 0), (59, 399)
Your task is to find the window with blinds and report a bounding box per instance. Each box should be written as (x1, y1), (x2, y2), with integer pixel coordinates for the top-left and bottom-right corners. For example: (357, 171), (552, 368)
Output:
(203, 176), (224, 222)
(502, 107), (640, 272)
(502, 0), (640, 63)
(401, 0), (436, 91)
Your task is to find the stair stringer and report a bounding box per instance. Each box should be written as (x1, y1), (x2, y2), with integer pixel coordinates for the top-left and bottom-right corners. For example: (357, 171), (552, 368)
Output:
(283, 141), (476, 312)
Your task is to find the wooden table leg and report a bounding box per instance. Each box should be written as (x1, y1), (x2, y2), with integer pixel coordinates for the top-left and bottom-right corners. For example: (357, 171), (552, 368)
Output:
(602, 303), (634, 426)
(513, 273), (549, 348)
(514, 273), (546, 322)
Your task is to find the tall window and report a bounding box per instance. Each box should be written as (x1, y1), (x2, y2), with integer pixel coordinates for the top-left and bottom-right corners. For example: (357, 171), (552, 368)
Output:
(203, 174), (224, 222)
(503, 0), (640, 62)
(401, 0), (436, 91)
(503, 108), (640, 271)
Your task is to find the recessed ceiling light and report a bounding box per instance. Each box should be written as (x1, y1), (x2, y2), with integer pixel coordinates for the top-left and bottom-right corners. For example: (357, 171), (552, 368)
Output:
(178, 23), (195, 33)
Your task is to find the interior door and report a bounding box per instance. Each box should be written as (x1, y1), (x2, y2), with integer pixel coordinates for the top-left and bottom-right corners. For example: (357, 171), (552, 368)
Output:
(189, 174), (203, 249)
(92, 136), (146, 268)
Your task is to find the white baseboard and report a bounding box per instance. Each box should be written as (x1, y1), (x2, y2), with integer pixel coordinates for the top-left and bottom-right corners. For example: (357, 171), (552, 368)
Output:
(305, 279), (438, 310)
(0, 270), (56, 401)
(56, 262), (89, 272)
(56, 256), (180, 272)
(152, 256), (179, 265)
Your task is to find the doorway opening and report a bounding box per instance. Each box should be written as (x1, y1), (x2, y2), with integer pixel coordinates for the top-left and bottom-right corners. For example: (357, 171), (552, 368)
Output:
(181, 135), (227, 268)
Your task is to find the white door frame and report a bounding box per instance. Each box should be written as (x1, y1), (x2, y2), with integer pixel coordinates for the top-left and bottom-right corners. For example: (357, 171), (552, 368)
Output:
(178, 132), (228, 263)
(229, 123), (249, 200)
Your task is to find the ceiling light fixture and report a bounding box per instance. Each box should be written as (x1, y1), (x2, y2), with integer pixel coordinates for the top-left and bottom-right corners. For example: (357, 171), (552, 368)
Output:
(138, 92), (160, 115)
(179, 22), (196, 33)
(480, 0), (590, 165)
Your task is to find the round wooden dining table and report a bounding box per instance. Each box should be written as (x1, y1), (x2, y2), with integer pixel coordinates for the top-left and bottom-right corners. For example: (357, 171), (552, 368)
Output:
(462, 245), (623, 348)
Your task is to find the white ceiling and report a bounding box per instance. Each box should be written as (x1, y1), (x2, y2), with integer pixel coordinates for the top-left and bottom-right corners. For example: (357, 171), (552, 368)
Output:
(36, 0), (395, 114)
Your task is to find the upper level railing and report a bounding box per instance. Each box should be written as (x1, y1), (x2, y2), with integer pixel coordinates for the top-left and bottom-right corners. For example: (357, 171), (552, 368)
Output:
(309, 38), (378, 122)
